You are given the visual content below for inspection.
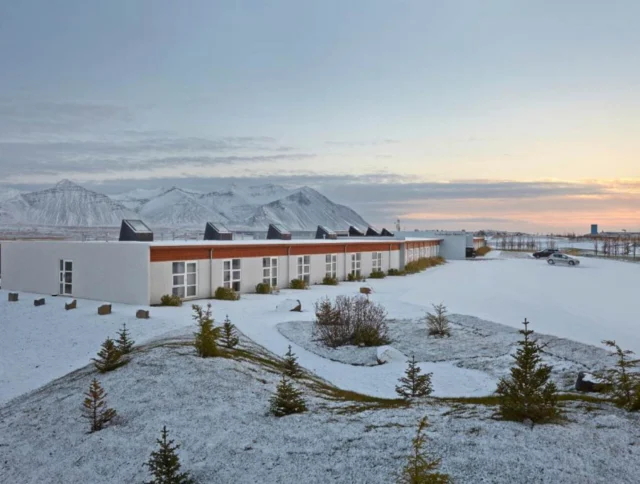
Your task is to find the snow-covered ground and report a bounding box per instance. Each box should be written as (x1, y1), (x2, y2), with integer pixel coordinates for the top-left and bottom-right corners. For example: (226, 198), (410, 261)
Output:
(1, 253), (638, 405)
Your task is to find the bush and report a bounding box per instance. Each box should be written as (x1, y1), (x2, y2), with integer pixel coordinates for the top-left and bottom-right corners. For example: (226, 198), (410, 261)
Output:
(475, 246), (491, 256)
(404, 257), (446, 274)
(425, 303), (451, 337)
(82, 379), (116, 433)
(289, 279), (308, 290)
(93, 338), (129, 373)
(221, 315), (239, 349)
(193, 303), (219, 357)
(388, 268), (406, 276)
(145, 426), (194, 484)
(347, 272), (365, 282)
(369, 270), (386, 279)
(255, 282), (272, 294)
(397, 417), (451, 484)
(313, 295), (390, 348)
(160, 294), (182, 306)
(270, 375), (307, 417)
(322, 275), (339, 286)
(214, 286), (239, 300)
(598, 340), (640, 411)
(396, 356), (433, 399)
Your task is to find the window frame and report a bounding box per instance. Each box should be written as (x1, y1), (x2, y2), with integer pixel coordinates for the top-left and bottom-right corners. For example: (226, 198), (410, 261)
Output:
(372, 252), (383, 272)
(262, 257), (278, 287)
(297, 255), (311, 284)
(325, 253), (337, 278)
(222, 258), (241, 292)
(350, 252), (362, 277)
(59, 259), (73, 295)
(172, 261), (197, 298)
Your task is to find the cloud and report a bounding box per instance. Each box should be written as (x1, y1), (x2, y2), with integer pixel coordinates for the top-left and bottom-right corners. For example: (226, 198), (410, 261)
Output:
(325, 139), (400, 147)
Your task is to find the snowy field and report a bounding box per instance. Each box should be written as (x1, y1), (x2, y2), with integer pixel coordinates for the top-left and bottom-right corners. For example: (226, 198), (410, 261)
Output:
(1, 252), (638, 405)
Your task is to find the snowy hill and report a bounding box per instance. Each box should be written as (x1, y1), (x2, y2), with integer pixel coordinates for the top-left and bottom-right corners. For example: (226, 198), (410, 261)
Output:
(0, 180), (135, 226)
(0, 187), (22, 203)
(0, 180), (368, 230)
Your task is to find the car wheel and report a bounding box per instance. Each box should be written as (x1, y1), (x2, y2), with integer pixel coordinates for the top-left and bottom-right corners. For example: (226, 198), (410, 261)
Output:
(548, 259), (555, 265)
(534, 255), (540, 259)
(569, 261), (575, 266)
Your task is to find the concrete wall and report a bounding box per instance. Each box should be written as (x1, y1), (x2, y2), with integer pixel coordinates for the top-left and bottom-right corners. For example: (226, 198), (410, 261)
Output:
(1, 241), (150, 305)
(397, 232), (464, 260)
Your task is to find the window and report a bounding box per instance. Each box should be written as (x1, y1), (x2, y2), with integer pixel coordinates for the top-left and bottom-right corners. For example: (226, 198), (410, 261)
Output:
(262, 257), (278, 287)
(372, 252), (382, 272)
(350, 253), (362, 277)
(223, 259), (241, 291)
(297, 255), (310, 284)
(59, 259), (73, 295)
(406, 248), (414, 263)
(172, 261), (197, 298)
(325, 254), (337, 278)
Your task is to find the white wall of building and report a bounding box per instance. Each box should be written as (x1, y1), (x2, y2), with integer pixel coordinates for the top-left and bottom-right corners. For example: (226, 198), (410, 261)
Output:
(1, 241), (150, 305)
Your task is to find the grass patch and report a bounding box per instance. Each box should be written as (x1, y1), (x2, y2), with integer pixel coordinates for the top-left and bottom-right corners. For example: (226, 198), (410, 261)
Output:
(475, 246), (492, 256)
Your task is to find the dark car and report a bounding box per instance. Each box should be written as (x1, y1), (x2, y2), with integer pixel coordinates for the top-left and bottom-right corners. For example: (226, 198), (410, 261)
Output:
(466, 247), (477, 258)
(533, 248), (559, 259)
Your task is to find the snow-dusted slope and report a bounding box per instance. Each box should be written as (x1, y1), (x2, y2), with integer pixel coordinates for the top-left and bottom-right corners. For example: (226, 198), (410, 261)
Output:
(137, 187), (228, 226)
(0, 180), (135, 226)
(0, 188), (22, 203)
(112, 187), (168, 211)
(244, 186), (368, 231)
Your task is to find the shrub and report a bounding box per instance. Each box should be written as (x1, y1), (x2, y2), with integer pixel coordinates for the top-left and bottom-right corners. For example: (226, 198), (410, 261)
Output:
(313, 295), (390, 348)
(82, 379), (116, 433)
(289, 278), (308, 290)
(598, 340), (640, 411)
(404, 257), (446, 275)
(496, 318), (559, 423)
(193, 303), (219, 357)
(160, 294), (182, 306)
(270, 375), (307, 417)
(221, 315), (239, 349)
(255, 282), (272, 294)
(214, 286), (239, 300)
(475, 246), (492, 256)
(425, 303), (451, 337)
(396, 356), (433, 399)
(388, 268), (406, 276)
(347, 272), (366, 282)
(369, 270), (386, 279)
(93, 338), (129, 373)
(283, 345), (302, 378)
(397, 416), (451, 484)
(116, 323), (135, 355)
(322, 275), (339, 286)
(145, 426), (194, 484)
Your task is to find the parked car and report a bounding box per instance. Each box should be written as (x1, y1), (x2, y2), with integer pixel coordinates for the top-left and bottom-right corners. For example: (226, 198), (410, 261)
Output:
(533, 248), (559, 259)
(547, 253), (580, 266)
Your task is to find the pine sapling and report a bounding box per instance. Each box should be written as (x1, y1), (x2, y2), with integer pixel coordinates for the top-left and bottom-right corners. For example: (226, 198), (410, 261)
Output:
(81, 379), (116, 432)
(283, 345), (302, 378)
(425, 303), (451, 337)
(269, 375), (307, 417)
(93, 337), (129, 373)
(396, 356), (433, 399)
(496, 318), (559, 423)
(397, 416), (451, 484)
(599, 340), (640, 411)
(145, 426), (194, 484)
(116, 323), (135, 355)
(193, 303), (219, 358)
(220, 315), (239, 349)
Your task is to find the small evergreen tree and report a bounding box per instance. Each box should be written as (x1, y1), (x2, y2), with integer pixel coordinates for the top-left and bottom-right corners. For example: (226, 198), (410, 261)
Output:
(425, 303), (451, 337)
(81, 379), (116, 432)
(397, 416), (451, 484)
(283, 345), (302, 378)
(193, 303), (219, 358)
(116, 323), (135, 355)
(145, 426), (194, 484)
(496, 318), (559, 423)
(396, 356), (433, 399)
(269, 375), (307, 417)
(93, 337), (129, 373)
(599, 340), (640, 411)
(220, 315), (239, 349)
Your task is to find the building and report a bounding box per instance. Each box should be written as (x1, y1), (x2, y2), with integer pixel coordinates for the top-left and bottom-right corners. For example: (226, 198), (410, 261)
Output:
(395, 230), (485, 260)
(590, 224), (598, 235)
(0, 237), (441, 306)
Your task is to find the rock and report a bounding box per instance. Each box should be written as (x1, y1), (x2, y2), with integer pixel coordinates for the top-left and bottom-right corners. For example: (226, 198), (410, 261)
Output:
(33, 298), (46, 307)
(576, 372), (609, 393)
(8, 292), (19, 302)
(376, 345), (406, 364)
(97, 304), (112, 316)
(136, 309), (150, 319)
(65, 300), (77, 310)
(276, 299), (302, 312)
(359, 286), (372, 295)
(291, 300), (302, 312)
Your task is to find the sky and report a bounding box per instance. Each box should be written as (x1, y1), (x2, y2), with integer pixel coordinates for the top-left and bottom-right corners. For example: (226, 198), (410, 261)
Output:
(0, 0), (639, 233)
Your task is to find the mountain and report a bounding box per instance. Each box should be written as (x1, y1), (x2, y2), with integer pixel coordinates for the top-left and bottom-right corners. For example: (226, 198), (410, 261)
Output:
(0, 180), (135, 226)
(0, 180), (369, 230)
(137, 187), (228, 226)
(244, 186), (368, 231)
(0, 188), (22, 203)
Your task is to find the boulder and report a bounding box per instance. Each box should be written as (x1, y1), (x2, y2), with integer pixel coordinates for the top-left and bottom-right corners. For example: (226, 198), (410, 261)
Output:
(276, 299), (302, 313)
(136, 309), (150, 319)
(65, 300), (77, 310)
(8, 292), (19, 302)
(376, 345), (406, 364)
(97, 304), (112, 316)
(575, 372), (608, 393)
(33, 298), (46, 307)
(359, 286), (372, 295)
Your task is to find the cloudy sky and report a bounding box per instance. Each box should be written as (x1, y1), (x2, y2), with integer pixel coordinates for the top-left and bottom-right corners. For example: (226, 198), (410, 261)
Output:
(1, 0), (639, 232)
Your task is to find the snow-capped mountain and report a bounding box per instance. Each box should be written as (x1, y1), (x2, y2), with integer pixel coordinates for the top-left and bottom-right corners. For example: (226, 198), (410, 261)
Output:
(0, 180), (369, 230)
(0, 188), (22, 203)
(0, 180), (135, 226)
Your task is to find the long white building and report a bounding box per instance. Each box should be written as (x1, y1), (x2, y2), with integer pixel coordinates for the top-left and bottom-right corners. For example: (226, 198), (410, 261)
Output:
(0, 237), (441, 306)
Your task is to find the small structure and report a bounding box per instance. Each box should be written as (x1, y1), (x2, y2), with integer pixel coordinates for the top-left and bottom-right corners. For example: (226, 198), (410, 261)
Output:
(267, 223), (292, 240)
(366, 227), (381, 237)
(33, 298), (45, 307)
(315, 225), (337, 240)
(97, 304), (112, 315)
(119, 219), (153, 242)
(590, 224), (598, 236)
(348, 225), (365, 237)
(136, 309), (150, 319)
(204, 222), (233, 241)
(65, 300), (77, 310)
(8, 292), (18, 302)
(335, 230), (350, 238)
(381, 228), (394, 237)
